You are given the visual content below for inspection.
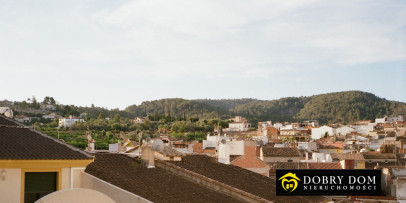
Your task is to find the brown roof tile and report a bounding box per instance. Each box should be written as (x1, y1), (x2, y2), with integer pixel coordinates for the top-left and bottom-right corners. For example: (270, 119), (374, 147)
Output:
(330, 153), (365, 161)
(171, 155), (328, 203)
(362, 152), (396, 160)
(268, 162), (309, 169)
(0, 115), (22, 127)
(262, 147), (301, 157)
(307, 162), (342, 169)
(0, 126), (92, 160)
(85, 154), (242, 203)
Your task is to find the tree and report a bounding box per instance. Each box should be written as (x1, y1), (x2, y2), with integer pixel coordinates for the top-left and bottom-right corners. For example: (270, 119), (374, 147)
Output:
(97, 113), (105, 119)
(113, 114), (120, 122)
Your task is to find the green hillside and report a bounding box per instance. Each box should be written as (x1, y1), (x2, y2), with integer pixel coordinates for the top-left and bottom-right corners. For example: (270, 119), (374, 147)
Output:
(125, 91), (406, 124)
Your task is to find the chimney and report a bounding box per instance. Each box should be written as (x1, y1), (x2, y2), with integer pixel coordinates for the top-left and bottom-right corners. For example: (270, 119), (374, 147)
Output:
(141, 144), (155, 168)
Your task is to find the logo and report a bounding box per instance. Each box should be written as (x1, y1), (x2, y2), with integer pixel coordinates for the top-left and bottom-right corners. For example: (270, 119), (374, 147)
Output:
(276, 169), (381, 196)
(279, 172), (300, 192)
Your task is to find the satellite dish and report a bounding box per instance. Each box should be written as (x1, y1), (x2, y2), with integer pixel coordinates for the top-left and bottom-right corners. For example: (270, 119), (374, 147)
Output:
(0, 107), (13, 118)
(153, 139), (164, 152)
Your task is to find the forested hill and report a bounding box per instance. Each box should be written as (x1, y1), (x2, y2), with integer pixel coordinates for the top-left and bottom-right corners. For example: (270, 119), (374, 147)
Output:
(125, 91), (406, 124)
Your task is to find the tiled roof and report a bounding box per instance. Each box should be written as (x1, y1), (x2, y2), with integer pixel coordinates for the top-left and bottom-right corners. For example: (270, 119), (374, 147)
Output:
(0, 123), (92, 160)
(0, 115), (22, 127)
(319, 143), (345, 149)
(330, 153), (365, 161)
(362, 152), (396, 160)
(268, 162), (309, 169)
(230, 155), (242, 162)
(171, 155), (328, 203)
(158, 146), (184, 157)
(85, 154), (242, 203)
(262, 147), (301, 157)
(307, 162), (342, 169)
(365, 162), (398, 169)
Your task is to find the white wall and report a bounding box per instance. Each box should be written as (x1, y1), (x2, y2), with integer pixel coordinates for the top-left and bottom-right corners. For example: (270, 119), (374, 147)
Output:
(218, 144), (230, 164)
(311, 126), (335, 140)
(336, 126), (355, 136)
(0, 168), (21, 203)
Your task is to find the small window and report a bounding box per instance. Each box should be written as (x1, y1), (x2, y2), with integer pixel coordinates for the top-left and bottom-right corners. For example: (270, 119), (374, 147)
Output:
(288, 160), (293, 162)
(369, 160), (372, 163)
(385, 160), (388, 163)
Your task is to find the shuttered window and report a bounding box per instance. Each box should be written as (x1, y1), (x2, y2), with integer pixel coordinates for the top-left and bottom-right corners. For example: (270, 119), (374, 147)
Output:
(24, 172), (57, 203)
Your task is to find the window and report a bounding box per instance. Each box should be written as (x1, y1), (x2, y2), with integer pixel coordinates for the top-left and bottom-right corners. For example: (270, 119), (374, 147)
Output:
(288, 160), (293, 162)
(24, 172), (57, 203)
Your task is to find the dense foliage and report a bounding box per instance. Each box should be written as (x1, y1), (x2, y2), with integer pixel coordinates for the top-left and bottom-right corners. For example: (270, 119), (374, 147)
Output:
(5, 91), (406, 149)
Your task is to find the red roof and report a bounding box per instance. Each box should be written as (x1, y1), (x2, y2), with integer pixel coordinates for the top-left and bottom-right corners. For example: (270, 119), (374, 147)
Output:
(307, 162), (342, 169)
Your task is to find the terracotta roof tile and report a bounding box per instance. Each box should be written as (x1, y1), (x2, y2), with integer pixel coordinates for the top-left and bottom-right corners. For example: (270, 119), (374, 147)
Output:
(330, 153), (365, 161)
(171, 155), (328, 203)
(362, 152), (396, 159)
(262, 147), (301, 157)
(85, 154), (242, 203)
(0, 118), (92, 160)
(268, 162), (309, 169)
(307, 162), (342, 169)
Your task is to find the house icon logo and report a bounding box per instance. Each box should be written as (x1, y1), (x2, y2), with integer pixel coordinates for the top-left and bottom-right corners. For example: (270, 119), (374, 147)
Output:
(279, 172), (301, 192)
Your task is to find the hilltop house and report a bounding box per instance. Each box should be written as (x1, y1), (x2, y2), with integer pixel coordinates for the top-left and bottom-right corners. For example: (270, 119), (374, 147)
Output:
(58, 115), (84, 127)
(225, 116), (251, 132)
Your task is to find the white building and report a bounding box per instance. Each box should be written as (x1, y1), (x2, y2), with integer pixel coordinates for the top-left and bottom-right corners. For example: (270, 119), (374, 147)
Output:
(227, 122), (250, 131)
(58, 116), (84, 127)
(15, 115), (31, 123)
(133, 117), (145, 124)
(225, 116), (250, 132)
(376, 116), (404, 124)
(42, 113), (60, 121)
(335, 126), (356, 136)
(218, 140), (244, 164)
(351, 124), (374, 135)
(311, 126), (335, 140)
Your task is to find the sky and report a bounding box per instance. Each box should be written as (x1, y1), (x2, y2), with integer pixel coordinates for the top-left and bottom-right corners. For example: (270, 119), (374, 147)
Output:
(0, 0), (405, 109)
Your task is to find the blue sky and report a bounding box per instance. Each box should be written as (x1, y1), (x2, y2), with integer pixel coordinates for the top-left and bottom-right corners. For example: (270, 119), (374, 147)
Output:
(0, 0), (405, 109)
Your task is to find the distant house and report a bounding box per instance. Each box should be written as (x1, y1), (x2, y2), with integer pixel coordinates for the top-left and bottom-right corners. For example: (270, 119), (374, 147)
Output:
(330, 153), (365, 169)
(133, 117), (145, 124)
(225, 116), (250, 132)
(42, 113), (60, 121)
(335, 126), (356, 136)
(260, 147), (301, 163)
(318, 143), (345, 154)
(58, 115), (84, 127)
(362, 152), (397, 169)
(279, 128), (310, 142)
(265, 126), (279, 141)
(218, 140), (269, 176)
(40, 104), (56, 111)
(376, 116), (404, 124)
(311, 125), (335, 140)
(14, 115), (31, 123)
